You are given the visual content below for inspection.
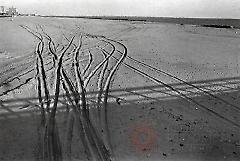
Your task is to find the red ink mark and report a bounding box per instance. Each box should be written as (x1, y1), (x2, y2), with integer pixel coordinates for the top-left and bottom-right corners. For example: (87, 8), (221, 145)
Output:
(129, 122), (157, 152)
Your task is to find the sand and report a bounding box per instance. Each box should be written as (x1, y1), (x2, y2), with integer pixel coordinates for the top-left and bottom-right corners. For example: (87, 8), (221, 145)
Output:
(0, 16), (240, 161)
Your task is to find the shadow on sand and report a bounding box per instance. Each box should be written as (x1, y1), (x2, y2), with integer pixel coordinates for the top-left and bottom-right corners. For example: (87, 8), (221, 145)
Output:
(0, 76), (240, 161)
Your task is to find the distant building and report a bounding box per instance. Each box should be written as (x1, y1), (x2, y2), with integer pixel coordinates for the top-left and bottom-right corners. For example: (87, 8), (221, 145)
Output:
(6, 7), (18, 16)
(0, 6), (6, 15)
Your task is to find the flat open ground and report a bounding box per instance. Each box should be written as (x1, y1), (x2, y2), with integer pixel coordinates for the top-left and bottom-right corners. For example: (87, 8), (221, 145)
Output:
(0, 16), (240, 161)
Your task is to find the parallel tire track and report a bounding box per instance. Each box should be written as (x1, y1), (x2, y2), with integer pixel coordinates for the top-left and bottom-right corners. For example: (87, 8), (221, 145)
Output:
(126, 56), (240, 112)
(100, 43), (240, 129)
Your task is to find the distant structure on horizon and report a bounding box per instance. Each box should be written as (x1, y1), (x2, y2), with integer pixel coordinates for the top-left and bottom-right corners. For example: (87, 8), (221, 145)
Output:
(6, 7), (18, 16)
(0, 6), (5, 15)
(0, 6), (18, 16)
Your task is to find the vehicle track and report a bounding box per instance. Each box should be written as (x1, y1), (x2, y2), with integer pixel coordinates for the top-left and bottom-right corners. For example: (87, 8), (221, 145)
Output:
(100, 43), (240, 129)
(126, 56), (240, 112)
(0, 26), (112, 97)
(66, 32), (240, 131)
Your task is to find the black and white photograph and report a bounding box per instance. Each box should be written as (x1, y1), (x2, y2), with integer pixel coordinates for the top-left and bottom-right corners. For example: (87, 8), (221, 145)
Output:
(0, 0), (240, 160)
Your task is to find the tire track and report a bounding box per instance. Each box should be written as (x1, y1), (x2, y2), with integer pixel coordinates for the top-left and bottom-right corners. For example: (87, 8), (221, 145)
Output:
(82, 50), (93, 77)
(100, 37), (127, 155)
(100, 43), (240, 129)
(126, 56), (240, 112)
(96, 50), (109, 127)
(83, 43), (116, 88)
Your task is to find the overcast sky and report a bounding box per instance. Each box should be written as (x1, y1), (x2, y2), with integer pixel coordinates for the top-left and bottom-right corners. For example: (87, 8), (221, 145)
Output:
(0, 0), (240, 18)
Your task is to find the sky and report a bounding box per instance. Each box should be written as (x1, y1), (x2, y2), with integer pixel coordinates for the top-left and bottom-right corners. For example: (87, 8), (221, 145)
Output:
(0, 0), (240, 18)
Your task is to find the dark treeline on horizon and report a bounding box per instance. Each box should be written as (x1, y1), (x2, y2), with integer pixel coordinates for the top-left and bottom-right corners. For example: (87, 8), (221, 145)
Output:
(39, 15), (240, 28)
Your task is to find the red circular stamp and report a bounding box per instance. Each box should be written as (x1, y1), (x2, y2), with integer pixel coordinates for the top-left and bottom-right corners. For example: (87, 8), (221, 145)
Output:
(128, 122), (157, 152)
